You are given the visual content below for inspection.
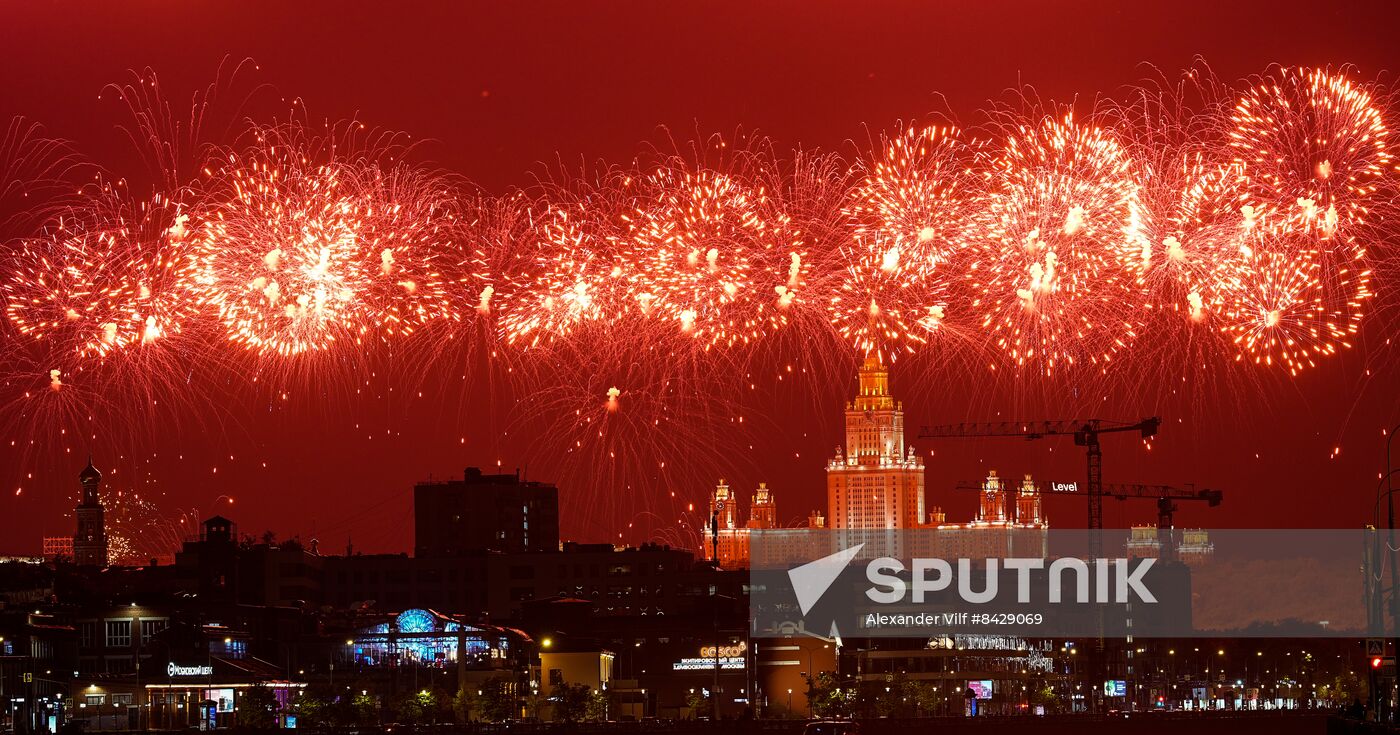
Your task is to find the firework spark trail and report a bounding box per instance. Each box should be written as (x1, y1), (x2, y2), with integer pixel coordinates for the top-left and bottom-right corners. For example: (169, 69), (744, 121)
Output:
(506, 332), (760, 541)
(99, 487), (202, 565)
(745, 148), (860, 400)
(0, 63), (1398, 536)
(833, 124), (988, 362)
(0, 118), (90, 240)
(190, 123), (462, 359)
(1094, 65), (1270, 412)
(966, 106), (1150, 375)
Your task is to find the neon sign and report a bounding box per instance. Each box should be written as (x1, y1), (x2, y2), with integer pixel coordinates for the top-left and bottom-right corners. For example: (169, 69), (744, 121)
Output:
(168, 663), (214, 677)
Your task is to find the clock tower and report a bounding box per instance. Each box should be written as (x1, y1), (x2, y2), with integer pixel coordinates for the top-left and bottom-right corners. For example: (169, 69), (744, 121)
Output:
(73, 458), (108, 568)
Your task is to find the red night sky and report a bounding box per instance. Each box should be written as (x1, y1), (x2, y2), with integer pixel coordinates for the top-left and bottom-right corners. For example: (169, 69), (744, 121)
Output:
(1, 1), (1399, 556)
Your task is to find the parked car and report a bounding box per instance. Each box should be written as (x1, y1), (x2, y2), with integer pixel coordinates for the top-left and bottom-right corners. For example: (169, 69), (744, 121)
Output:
(802, 721), (862, 735)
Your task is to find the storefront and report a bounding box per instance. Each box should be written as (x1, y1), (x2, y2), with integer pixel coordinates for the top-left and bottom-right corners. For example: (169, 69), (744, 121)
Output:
(70, 657), (306, 730)
(148, 656), (303, 729)
(642, 638), (752, 719)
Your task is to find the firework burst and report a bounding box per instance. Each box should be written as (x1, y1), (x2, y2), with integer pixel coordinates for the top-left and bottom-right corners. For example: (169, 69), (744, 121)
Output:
(625, 155), (803, 349)
(833, 125), (986, 361)
(192, 123), (461, 357)
(969, 109), (1147, 374)
(1230, 66), (1392, 241)
(1213, 215), (1371, 375)
(0, 62), (1398, 537)
(494, 171), (636, 348)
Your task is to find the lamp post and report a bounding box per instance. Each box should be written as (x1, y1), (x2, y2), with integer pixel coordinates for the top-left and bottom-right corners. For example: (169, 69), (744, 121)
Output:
(1387, 425), (1400, 723)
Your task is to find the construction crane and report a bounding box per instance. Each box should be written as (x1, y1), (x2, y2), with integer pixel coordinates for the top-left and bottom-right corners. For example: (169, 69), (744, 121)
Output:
(919, 418), (1162, 547)
(951, 479), (1222, 560)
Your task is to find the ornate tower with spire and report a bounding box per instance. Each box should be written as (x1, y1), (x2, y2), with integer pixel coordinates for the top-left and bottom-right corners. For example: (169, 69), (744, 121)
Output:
(1016, 474), (1044, 526)
(976, 470), (1009, 523)
(707, 478), (777, 569)
(73, 458), (108, 567)
(827, 356), (925, 532)
(748, 483), (776, 529)
(708, 479), (737, 533)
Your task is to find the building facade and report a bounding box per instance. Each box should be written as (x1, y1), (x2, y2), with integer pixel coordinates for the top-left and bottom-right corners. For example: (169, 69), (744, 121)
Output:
(705, 480), (778, 570)
(414, 468), (560, 556)
(827, 356), (926, 534)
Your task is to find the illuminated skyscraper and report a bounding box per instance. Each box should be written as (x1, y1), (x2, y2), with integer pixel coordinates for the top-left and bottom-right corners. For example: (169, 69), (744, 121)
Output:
(73, 459), (108, 568)
(827, 356), (925, 532)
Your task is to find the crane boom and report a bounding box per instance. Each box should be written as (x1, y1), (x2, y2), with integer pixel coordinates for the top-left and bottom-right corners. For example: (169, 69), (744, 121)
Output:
(918, 418), (1160, 443)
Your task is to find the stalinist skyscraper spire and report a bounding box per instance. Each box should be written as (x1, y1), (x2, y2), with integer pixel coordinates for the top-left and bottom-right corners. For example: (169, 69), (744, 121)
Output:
(827, 355), (925, 531)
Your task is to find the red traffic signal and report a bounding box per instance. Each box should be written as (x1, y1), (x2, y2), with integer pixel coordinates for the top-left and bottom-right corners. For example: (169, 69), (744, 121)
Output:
(1374, 657), (1385, 669)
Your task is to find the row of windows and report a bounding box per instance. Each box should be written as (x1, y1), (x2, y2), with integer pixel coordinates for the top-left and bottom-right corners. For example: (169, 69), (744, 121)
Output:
(84, 693), (134, 707)
(78, 618), (168, 649)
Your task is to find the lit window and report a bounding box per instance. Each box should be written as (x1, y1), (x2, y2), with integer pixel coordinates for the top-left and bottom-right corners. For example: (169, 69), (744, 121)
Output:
(104, 620), (132, 648)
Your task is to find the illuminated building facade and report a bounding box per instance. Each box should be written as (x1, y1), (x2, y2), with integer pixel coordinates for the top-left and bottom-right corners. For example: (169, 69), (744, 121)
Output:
(705, 480), (778, 570)
(817, 360), (1050, 559)
(748, 482), (776, 528)
(966, 471), (1045, 528)
(1178, 529), (1214, 566)
(826, 357), (925, 533)
(73, 460), (108, 568)
(915, 472), (1047, 558)
(346, 608), (517, 670)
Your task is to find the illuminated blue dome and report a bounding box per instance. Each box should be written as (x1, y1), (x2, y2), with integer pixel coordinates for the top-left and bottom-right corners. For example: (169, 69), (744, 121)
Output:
(396, 609), (437, 634)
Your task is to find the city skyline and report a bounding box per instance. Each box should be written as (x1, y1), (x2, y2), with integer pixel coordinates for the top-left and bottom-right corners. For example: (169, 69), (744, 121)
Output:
(6, 4), (1400, 731)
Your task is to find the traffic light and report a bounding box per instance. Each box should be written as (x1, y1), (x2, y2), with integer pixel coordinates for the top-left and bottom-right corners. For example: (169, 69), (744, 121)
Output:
(1374, 656), (1385, 669)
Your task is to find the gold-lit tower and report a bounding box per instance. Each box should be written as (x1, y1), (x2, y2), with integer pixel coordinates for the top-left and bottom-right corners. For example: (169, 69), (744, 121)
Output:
(827, 356), (925, 531)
